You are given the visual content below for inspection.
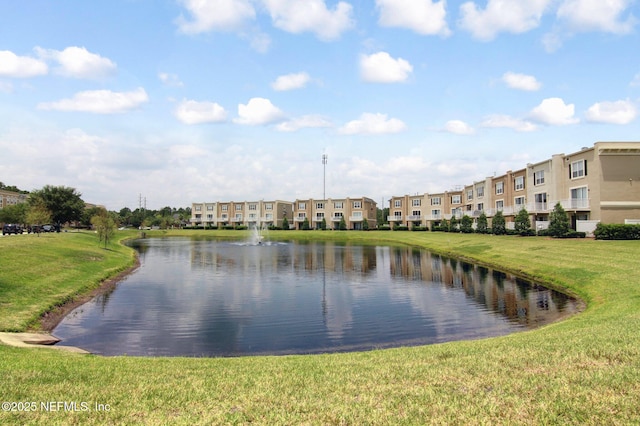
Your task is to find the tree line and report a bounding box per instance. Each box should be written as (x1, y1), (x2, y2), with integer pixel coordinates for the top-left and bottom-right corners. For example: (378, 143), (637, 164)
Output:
(0, 184), (191, 231)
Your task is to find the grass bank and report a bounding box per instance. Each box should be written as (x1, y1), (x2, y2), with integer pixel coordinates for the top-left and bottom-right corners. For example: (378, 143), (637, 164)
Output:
(1, 230), (639, 425)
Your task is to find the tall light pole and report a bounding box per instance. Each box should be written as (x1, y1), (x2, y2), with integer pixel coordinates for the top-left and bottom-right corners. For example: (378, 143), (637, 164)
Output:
(322, 153), (328, 201)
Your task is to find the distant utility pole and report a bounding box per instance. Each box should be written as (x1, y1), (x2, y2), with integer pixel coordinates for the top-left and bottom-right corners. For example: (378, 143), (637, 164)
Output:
(322, 153), (328, 201)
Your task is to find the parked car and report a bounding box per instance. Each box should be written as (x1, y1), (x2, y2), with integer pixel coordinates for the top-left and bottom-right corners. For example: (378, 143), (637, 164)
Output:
(42, 224), (55, 233)
(2, 224), (23, 235)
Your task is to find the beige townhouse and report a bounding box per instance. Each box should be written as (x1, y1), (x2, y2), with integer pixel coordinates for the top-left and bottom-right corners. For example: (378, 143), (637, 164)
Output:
(293, 197), (377, 230)
(191, 200), (292, 229)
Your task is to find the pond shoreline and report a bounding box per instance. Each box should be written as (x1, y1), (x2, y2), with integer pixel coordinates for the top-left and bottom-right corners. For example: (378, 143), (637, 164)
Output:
(38, 255), (140, 333)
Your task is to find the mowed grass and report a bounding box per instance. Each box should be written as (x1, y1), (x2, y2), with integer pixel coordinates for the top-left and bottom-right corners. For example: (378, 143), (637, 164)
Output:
(1, 229), (640, 425)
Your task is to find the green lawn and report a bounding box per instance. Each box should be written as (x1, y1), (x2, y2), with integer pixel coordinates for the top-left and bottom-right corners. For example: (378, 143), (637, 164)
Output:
(1, 230), (639, 425)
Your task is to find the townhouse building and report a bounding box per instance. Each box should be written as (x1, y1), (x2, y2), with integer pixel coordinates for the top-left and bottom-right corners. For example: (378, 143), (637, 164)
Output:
(389, 142), (640, 231)
(191, 200), (292, 229)
(0, 188), (28, 210)
(292, 197), (377, 230)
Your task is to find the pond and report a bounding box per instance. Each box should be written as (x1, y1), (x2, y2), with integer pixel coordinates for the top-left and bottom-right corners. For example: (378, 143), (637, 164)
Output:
(53, 237), (579, 357)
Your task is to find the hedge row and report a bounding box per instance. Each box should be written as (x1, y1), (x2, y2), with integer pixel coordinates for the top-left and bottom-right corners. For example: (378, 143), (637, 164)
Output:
(594, 223), (640, 240)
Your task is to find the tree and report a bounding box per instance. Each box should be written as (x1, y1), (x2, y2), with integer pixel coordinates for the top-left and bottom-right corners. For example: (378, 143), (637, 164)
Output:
(460, 215), (473, 233)
(91, 208), (116, 249)
(29, 185), (84, 227)
(302, 217), (310, 230)
(0, 202), (28, 224)
(339, 216), (347, 230)
(515, 208), (532, 236)
(320, 217), (327, 230)
(282, 216), (289, 230)
(362, 217), (369, 230)
(449, 216), (458, 232)
(492, 211), (506, 235)
(548, 202), (570, 237)
(26, 201), (52, 235)
(476, 212), (488, 234)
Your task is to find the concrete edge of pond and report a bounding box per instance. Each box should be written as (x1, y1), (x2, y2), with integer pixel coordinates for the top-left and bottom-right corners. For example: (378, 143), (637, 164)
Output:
(0, 332), (90, 354)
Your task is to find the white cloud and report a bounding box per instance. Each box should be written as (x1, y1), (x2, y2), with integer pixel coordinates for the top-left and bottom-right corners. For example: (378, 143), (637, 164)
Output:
(35, 46), (116, 79)
(0, 50), (48, 78)
(585, 100), (637, 124)
(262, 0), (355, 41)
(360, 52), (413, 83)
(176, 0), (256, 33)
(276, 115), (332, 132)
(376, 0), (451, 36)
(159, 72), (184, 87)
(271, 72), (311, 91)
(529, 97), (579, 125)
(37, 87), (149, 114)
(234, 97), (285, 125)
(338, 113), (407, 135)
(444, 120), (475, 135)
(557, 0), (636, 34)
(459, 0), (552, 41)
(481, 114), (537, 132)
(174, 99), (227, 124)
(502, 72), (542, 91)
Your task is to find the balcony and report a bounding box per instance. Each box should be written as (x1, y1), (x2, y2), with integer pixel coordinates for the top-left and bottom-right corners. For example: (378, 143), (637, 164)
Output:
(406, 215), (422, 221)
(387, 215), (403, 222)
(349, 216), (364, 222)
(294, 216), (307, 222)
(331, 216), (343, 222)
(560, 198), (590, 210)
(313, 216), (326, 222)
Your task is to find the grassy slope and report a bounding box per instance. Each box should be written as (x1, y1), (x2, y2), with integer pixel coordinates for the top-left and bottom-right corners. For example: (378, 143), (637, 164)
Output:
(1, 230), (639, 425)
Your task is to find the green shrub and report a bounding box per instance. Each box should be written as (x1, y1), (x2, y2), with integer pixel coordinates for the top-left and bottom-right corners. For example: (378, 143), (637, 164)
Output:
(594, 223), (640, 240)
(378, 224), (391, 231)
(394, 224), (409, 231)
(411, 226), (428, 232)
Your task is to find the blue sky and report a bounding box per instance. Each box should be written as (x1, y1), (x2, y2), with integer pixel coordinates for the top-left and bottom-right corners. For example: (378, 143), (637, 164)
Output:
(1, 0), (639, 210)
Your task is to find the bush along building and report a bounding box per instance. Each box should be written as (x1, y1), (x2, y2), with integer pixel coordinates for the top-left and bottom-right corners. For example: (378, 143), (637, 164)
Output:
(387, 142), (640, 235)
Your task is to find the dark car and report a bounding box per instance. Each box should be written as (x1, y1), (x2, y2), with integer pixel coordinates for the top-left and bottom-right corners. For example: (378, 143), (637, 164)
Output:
(42, 224), (55, 233)
(2, 224), (23, 235)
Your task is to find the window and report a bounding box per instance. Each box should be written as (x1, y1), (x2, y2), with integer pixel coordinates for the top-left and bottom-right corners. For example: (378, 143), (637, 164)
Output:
(316, 212), (325, 219)
(249, 204), (257, 210)
(235, 213), (242, 220)
(515, 176), (524, 191)
(476, 186), (484, 197)
(467, 189), (473, 201)
(353, 211), (362, 218)
(412, 198), (421, 206)
(265, 203), (273, 210)
(221, 214), (228, 220)
(535, 193), (547, 210)
(496, 200), (504, 210)
(235, 204), (242, 211)
(206, 205), (214, 211)
(353, 201), (362, 208)
(452, 195), (461, 204)
(570, 160), (587, 179)
(298, 202), (306, 209)
(515, 196), (525, 207)
(265, 213), (273, 220)
(570, 186), (588, 208)
(431, 197), (441, 205)
(394, 199), (402, 208)
(394, 211), (402, 217)
(334, 212), (343, 218)
(206, 214), (213, 220)
(316, 202), (324, 209)
(534, 170), (545, 185)
(334, 202), (343, 209)
(221, 204), (228, 211)
(195, 205), (202, 211)
(412, 210), (421, 217)
(249, 213), (257, 220)
(431, 209), (441, 218)
(477, 203), (484, 212)
(495, 182), (504, 195)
